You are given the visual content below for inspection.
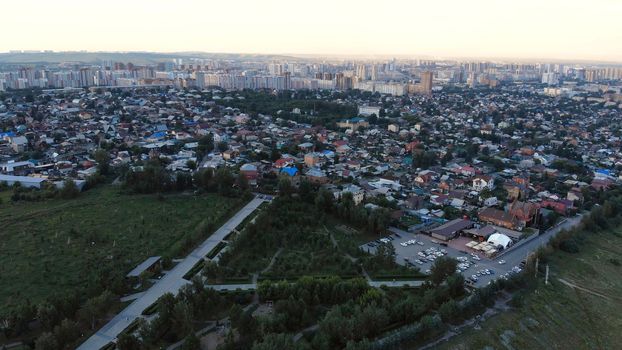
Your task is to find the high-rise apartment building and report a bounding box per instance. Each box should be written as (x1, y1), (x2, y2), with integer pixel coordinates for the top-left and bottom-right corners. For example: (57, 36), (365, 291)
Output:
(420, 71), (433, 94)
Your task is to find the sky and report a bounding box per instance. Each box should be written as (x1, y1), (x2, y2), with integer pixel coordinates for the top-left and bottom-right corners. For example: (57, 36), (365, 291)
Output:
(3, 0), (622, 62)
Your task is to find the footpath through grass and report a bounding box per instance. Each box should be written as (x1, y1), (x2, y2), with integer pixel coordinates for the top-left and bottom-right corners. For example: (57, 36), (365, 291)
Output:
(436, 228), (622, 350)
(0, 186), (243, 314)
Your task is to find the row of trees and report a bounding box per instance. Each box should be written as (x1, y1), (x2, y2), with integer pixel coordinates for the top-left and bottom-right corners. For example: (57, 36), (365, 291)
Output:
(6, 179), (80, 203)
(3, 290), (117, 350)
(258, 276), (370, 306)
(123, 159), (249, 197)
(547, 190), (622, 254)
(314, 188), (392, 235)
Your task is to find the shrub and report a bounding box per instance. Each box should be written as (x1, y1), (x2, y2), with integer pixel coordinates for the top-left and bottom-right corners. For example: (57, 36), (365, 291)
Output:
(559, 238), (580, 253)
(59, 180), (80, 199)
(509, 291), (526, 308)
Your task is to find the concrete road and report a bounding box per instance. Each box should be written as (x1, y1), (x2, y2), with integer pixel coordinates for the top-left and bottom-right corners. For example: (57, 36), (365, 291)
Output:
(78, 196), (267, 350)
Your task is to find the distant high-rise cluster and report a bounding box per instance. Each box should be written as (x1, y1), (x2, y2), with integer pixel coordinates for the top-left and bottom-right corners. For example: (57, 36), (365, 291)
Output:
(1, 55), (621, 95)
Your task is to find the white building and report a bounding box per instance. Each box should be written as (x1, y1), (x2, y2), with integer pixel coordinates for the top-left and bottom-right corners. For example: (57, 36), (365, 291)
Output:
(0, 174), (47, 189)
(358, 105), (381, 116)
(542, 72), (560, 86)
(388, 124), (400, 133)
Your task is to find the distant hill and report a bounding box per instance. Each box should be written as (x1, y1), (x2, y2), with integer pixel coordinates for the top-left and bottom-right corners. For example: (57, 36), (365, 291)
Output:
(0, 51), (303, 65)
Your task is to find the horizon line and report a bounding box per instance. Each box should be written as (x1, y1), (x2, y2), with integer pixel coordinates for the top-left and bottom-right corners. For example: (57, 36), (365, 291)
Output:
(1, 50), (621, 65)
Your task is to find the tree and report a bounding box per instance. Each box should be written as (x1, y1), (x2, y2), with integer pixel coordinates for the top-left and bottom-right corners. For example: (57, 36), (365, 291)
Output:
(217, 141), (228, 154)
(59, 179), (80, 199)
(202, 260), (222, 280)
(270, 148), (281, 162)
(79, 290), (114, 330)
(175, 172), (193, 191)
(172, 301), (193, 337)
(298, 179), (314, 203)
(419, 315), (441, 340)
(53, 319), (80, 346)
(446, 273), (465, 298)
(123, 161), (172, 194)
(37, 303), (60, 331)
(236, 172), (249, 190)
(345, 339), (372, 350)
(94, 149), (110, 175)
(374, 243), (396, 266)
(197, 134), (214, 159)
(277, 177), (294, 196)
(215, 167), (234, 195)
(194, 168), (214, 191)
(182, 332), (201, 350)
(252, 333), (300, 350)
(35, 332), (58, 350)
(430, 257), (458, 285)
(315, 189), (334, 213)
(366, 208), (391, 234)
(117, 333), (142, 350)
(186, 159), (197, 170)
(438, 299), (460, 323)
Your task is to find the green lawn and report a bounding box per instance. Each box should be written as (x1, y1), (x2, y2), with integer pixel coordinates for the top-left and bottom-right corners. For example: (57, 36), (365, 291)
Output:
(0, 186), (244, 313)
(436, 229), (622, 350)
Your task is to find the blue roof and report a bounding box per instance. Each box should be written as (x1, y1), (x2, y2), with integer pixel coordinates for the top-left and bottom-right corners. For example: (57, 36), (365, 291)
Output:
(150, 131), (167, 139)
(155, 124), (168, 132)
(0, 131), (16, 138)
(280, 167), (298, 177)
(596, 169), (611, 175)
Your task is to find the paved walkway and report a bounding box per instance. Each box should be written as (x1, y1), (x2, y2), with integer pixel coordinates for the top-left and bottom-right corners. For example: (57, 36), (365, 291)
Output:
(77, 196), (267, 350)
(368, 280), (425, 288)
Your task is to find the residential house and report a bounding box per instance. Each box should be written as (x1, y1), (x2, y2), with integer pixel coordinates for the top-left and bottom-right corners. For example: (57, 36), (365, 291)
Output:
(478, 207), (518, 229)
(472, 175), (494, 192)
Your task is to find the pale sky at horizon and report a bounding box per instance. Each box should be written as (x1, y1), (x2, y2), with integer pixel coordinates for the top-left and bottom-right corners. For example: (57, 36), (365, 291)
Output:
(4, 0), (622, 62)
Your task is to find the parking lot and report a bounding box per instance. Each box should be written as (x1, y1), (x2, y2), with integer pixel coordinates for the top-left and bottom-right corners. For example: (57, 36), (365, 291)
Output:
(361, 228), (523, 288)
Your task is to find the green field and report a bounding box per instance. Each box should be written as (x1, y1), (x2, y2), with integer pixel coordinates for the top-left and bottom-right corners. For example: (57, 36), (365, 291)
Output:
(0, 186), (243, 313)
(436, 229), (622, 350)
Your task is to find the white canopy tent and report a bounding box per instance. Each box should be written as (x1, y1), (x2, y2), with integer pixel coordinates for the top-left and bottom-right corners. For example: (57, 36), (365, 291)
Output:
(487, 233), (512, 249)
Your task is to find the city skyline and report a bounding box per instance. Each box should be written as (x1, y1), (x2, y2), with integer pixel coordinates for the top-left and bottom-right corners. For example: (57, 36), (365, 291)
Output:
(4, 0), (622, 62)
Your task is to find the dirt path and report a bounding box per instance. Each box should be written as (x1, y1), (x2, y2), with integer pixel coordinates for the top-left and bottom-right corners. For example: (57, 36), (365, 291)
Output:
(325, 225), (358, 263)
(292, 324), (319, 343)
(261, 247), (283, 274)
(558, 278), (617, 301)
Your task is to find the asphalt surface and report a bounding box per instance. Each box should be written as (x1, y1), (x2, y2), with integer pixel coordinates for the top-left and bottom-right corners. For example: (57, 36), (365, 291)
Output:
(77, 196), (267, 350)
(363, 214), (583, 288)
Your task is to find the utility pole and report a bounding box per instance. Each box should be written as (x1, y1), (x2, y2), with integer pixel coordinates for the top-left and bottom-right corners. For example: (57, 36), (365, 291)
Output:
(534, 257), (539, 278)
(545, 265), (549, 285)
